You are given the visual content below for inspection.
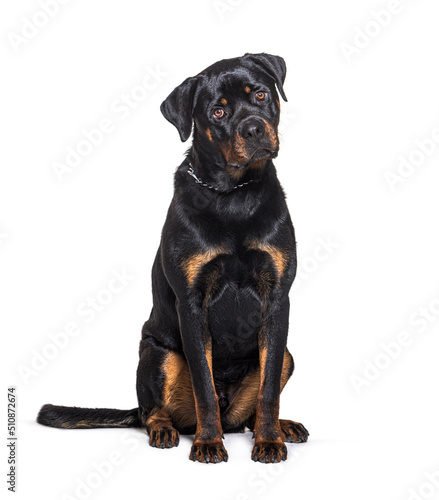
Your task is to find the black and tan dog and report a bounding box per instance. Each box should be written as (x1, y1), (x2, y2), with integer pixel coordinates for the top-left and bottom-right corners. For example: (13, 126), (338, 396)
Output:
(38, 53), (308, 463)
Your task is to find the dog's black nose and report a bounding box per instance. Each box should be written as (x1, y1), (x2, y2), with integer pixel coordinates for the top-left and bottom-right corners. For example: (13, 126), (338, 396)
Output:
(239, 118), (266, 140)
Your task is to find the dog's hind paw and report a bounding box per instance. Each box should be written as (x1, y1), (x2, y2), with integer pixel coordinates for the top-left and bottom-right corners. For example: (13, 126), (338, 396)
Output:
(279, 419), (309, 443)
(149, 425), (180, 449)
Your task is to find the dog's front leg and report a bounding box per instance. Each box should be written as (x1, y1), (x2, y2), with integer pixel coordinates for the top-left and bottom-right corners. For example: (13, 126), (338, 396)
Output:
(177, 304), (227, 463)
(252, 298), (290, 463)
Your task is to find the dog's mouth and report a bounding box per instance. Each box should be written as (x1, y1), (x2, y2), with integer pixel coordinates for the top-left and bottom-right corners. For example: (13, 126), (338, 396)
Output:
(249, 147), (278, 164)
(222, 124), (280, 172)
(231, 148), (278, 170)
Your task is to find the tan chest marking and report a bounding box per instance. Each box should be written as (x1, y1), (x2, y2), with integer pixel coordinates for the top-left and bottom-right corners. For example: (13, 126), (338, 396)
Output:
(247, 241), (289, 280)
(182, 247), (227, 287)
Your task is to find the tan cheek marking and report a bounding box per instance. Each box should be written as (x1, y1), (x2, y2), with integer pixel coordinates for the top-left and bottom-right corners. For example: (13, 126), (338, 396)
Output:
(234, 132), (247, 157)
(182, 247), (227, 287)
(276, 99), (280, 109)
(262, 120), (279, 148)
(244, 86), (251, 93)
(247, 241), (289, 280)
(206, 128), (213, 141)
(222, 133), (250, 180)
(220, 142), (233, 164)
(220, 98), (227, 105)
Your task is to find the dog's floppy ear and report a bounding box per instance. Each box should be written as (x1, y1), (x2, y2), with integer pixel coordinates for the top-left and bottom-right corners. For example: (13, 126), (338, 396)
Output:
(160, 76), (199, 142)
(244, 53), (288, 102)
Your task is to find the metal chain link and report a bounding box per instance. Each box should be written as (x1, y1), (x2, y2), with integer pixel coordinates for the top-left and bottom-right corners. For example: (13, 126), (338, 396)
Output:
(187, 164), (254, 191)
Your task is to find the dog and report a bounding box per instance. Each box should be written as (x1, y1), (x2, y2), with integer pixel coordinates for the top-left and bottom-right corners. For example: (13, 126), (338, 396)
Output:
(37, 53), (309, 464)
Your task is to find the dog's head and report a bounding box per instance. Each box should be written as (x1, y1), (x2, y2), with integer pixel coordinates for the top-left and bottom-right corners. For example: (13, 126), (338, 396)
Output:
(161, 53), (287, 176)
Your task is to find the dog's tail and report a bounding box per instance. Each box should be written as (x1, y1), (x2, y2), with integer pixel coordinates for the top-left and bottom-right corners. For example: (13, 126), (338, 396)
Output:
(37, 404), (141, 429)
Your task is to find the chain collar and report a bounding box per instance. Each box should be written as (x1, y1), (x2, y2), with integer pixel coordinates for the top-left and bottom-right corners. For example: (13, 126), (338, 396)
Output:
(186, 163), (254, 191)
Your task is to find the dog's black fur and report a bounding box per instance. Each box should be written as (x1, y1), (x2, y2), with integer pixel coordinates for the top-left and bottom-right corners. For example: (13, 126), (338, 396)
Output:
(38, 53), (308, 463)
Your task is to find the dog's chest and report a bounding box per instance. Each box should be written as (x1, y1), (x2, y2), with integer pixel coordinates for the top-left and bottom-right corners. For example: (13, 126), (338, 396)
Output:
(187, 243), (288, 359)
(208, 279), (262, 361)
(182, 240), (290, 293)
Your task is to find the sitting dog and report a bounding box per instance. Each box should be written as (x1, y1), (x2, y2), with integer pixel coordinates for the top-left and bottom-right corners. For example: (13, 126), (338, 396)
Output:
(38, 53), (309, 463)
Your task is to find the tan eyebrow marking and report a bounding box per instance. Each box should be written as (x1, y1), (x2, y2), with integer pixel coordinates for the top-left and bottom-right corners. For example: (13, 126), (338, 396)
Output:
(244, 86), (251, 93)
(220, 98), (227, 105)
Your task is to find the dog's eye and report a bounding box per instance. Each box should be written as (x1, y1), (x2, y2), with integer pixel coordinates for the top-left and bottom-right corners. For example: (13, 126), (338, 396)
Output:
(213, 108), (225, 119)
(256, 92), (266, 101)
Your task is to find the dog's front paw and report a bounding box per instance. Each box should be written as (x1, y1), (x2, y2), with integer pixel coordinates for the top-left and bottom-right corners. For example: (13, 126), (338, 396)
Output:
(190, 440), (228, 463)
(251, 440), (287, 463)
(279, 419), (309, 443)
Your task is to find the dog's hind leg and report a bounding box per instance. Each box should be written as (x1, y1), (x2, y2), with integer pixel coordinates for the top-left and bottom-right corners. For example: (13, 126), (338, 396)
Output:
(144, 408), (180, 449)
(221, 349), (295, 433)
(136, 336), (196, 449)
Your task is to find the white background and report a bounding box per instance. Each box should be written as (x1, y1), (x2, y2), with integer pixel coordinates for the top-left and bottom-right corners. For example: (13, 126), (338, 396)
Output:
(2, 0), (439, 499)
